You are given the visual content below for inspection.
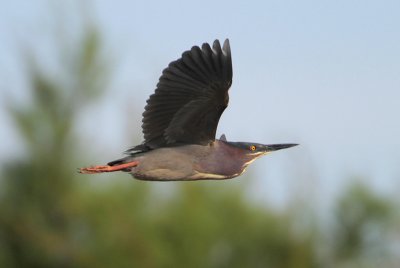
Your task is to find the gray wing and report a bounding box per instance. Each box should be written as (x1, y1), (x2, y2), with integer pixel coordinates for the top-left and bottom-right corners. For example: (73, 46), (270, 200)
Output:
(139, 39), (232, 149)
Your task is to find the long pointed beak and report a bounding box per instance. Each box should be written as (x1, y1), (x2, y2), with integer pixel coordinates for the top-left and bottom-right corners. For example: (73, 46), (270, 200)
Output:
(264, 143), (298, 152)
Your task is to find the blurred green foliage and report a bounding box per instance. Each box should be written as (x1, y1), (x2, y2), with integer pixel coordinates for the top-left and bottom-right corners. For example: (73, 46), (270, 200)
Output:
(0, 24), (398, 268)
(332, 183), (395, 266)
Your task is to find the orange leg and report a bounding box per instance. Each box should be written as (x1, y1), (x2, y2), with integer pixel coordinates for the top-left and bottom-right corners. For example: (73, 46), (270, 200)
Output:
(79, 161), (139, 174)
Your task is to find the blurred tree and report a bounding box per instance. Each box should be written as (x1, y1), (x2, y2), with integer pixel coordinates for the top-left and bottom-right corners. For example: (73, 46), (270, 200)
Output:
(331, 182), (396, 267)
(70, 183), (318, 268)
(0, 25), (108, 267)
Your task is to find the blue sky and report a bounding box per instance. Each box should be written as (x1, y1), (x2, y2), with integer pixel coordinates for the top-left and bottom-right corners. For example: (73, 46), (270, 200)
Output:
(1, 0), (399, 208)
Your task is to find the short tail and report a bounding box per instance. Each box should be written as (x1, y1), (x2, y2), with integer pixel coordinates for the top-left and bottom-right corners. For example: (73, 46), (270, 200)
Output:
(78, 159), (139, 174)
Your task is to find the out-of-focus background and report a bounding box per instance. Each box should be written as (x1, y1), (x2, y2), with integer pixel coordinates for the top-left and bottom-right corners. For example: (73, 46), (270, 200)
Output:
(1, 1), (399, 267)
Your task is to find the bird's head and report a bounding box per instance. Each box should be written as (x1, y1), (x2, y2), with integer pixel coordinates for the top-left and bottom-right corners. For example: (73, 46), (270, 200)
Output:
(227, 141), (298, 158)
(218, 134), (298, 162)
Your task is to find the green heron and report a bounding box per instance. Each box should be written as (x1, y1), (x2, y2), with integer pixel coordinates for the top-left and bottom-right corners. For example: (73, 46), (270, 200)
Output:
(79, 39), (297, 181)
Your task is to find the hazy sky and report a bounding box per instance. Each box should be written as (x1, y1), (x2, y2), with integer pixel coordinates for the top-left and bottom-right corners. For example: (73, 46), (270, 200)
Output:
(1, 0), (399, 208)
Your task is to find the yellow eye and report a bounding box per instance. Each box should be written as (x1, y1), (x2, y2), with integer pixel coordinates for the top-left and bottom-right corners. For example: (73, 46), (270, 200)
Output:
(250, 145), (256, 151)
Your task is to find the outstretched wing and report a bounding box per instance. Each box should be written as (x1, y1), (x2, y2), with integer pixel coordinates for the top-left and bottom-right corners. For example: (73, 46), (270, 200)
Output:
(140, 39), (232, 149)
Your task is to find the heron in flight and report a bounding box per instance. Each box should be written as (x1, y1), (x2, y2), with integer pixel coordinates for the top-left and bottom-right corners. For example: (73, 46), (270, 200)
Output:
(79, 39), (297, 181)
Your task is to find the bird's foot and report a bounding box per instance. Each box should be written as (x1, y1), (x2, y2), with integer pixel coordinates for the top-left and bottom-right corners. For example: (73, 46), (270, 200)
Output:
(78, 161), (139, 174)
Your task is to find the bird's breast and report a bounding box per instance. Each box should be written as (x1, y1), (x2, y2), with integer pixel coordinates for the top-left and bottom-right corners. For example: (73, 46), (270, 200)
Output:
(193, 143), (249, 179)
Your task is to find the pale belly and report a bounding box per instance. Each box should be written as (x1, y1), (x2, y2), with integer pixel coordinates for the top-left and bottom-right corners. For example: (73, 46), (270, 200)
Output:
(132, 168), (232, 181)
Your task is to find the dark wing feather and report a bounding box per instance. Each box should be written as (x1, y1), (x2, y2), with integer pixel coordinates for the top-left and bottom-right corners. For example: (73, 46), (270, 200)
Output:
(140, 39), (232, 149)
